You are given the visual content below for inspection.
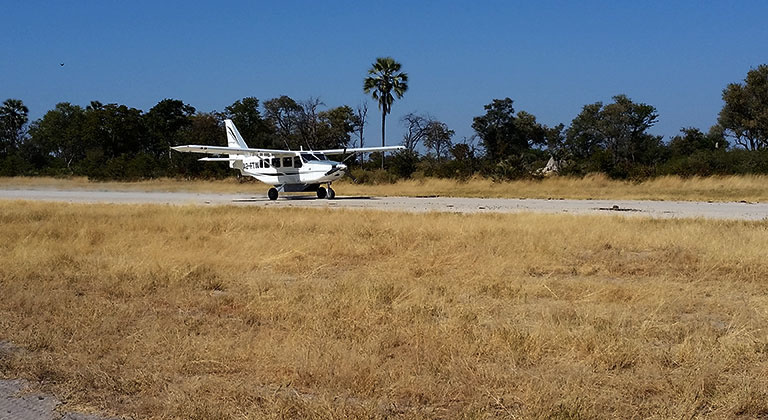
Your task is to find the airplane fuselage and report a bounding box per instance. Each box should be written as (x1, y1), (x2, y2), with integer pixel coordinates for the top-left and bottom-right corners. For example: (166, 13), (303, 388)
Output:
(235, 152), (347, 189)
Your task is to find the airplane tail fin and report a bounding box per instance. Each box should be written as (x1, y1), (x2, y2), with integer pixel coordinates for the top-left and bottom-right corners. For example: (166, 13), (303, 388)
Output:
(225, 119), (249, 149)
(224, 119), (248, 169)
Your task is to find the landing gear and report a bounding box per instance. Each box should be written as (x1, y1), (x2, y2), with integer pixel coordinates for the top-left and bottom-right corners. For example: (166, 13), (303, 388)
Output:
(317, 184), (336, 200)
(268, 187), (278, 201)
(317, 185), (335, 199)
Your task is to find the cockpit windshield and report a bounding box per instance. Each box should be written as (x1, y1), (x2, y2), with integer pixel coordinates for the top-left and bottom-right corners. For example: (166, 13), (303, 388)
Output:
(301, 153), (327, 162)
(301, 153), (318, 162)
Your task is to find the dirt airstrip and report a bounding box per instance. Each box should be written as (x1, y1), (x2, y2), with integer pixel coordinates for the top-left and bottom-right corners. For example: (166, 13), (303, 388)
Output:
(1, 187), (767, 220)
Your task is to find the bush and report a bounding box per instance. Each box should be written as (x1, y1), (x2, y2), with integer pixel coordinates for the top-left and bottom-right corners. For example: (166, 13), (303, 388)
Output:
(348, 168), (399, 184)
(0, 154), (33, 176)
(656, 149), (768, 177)
(387, 150), (420, 178)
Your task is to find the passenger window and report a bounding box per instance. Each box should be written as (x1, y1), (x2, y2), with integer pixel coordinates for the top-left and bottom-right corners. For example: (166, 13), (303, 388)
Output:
(273, 158), (280, 168)
(294, 156), (302, 168)
(283, 157), (292, 167)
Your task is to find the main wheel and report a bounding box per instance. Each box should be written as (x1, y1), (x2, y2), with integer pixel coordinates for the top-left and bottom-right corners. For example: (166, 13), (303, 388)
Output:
(268, 188), (278, 201)
(327, 187), (335, 199)
(316, 186), (327, 199)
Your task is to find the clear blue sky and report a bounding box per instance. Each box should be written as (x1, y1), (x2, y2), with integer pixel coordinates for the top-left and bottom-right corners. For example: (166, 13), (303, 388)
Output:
(2, 1), (767, 145)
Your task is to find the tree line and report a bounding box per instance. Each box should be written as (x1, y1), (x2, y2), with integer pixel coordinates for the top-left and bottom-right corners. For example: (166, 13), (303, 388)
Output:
(1, 63), (767, 181)
(0, 96), (363, 179)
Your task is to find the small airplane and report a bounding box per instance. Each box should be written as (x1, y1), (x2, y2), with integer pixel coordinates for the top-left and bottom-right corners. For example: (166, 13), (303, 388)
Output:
(171, 119), (404, 200)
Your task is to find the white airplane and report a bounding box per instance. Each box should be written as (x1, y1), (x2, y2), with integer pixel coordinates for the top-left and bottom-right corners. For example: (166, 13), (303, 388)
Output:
(171, 119), (404, 200)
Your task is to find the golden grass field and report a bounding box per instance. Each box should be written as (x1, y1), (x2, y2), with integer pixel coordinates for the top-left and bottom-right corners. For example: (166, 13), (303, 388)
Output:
(1, 201), (768, 419)
(3, 173), (768, 202)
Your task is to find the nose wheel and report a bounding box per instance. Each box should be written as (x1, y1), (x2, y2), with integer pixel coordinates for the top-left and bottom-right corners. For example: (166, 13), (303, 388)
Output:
(268, 188), (278, 201)
(316, 185), (335, 199)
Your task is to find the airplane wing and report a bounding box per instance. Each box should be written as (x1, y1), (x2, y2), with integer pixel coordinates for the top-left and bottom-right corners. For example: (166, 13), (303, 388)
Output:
(198, 157), (241, 161)
(171, 145), (296, 157)
(317, 145), (406, 155)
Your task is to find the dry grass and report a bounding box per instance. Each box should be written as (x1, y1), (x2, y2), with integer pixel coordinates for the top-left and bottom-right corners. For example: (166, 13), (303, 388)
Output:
(1, 201), (768, 419)
(3, 173), (768, 202)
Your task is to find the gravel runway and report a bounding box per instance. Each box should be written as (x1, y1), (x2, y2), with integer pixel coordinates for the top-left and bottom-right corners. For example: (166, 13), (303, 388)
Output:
(1, 187), (767, 220)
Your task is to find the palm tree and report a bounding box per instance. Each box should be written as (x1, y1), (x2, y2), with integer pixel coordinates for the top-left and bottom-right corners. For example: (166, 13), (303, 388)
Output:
(363, 57), (408, 169)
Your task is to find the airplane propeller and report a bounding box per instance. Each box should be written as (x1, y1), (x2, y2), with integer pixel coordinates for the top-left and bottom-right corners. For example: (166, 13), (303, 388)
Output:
(339, 153), (361, 183)
(324, 165), (342, 177)
(346, 169), (359, 184)
(341, 153), (357, 164)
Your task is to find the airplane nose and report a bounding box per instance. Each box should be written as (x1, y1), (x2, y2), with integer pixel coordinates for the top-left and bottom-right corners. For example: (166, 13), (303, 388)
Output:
(337, 163), (347, 171)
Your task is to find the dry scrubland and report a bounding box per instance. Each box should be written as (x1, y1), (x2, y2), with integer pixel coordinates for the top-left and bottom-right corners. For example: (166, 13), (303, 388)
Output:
(3, 174), (768, 202)
(1, 202), (768, 419)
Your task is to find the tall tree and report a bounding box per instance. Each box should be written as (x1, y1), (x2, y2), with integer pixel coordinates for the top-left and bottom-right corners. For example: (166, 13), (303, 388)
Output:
(363, 57), (408, 169)
(562, 102), (604, 161)
(263, 96), (358, 150)
(264, 95), (303, 149)
(423, 120), (454, 161)
(0, 99), (29, 157)
(564, 95), (662, 175)
(316, 105), (357, 150)
(718, 64), (768, 150)
(353, 102), (368, 164)
(145, 99), (195, 161)
(400, 112), (430, 153)
(295, 97), (324, 149)
(224, 97), (274, 148)
(176, 113), (229, 178)
(599, 95), (659, 164)
(26, 102), (86, 171)
(471, 98), (547, 162)
(60, 101), (150, 179)
(85, 102), (147, 158)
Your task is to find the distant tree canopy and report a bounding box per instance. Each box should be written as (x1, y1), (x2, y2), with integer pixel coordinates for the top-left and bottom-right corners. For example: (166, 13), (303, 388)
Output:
(0, 99), (29, 158)
(3, 63), (768, 181)
(563, 95), (664, 176)
(225, 97), (275, 149)
(668, 127), (724, 158)
(471, 98), (551, 161)
(1, 95), (359, 179)
(27, 102), (87, 171)
(423, 120), (454, 161)
(718, 64), (768, 150)
(317, 105), (358, 150)
(262, 96), (358, 150)
(145, 99), (196, 163)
